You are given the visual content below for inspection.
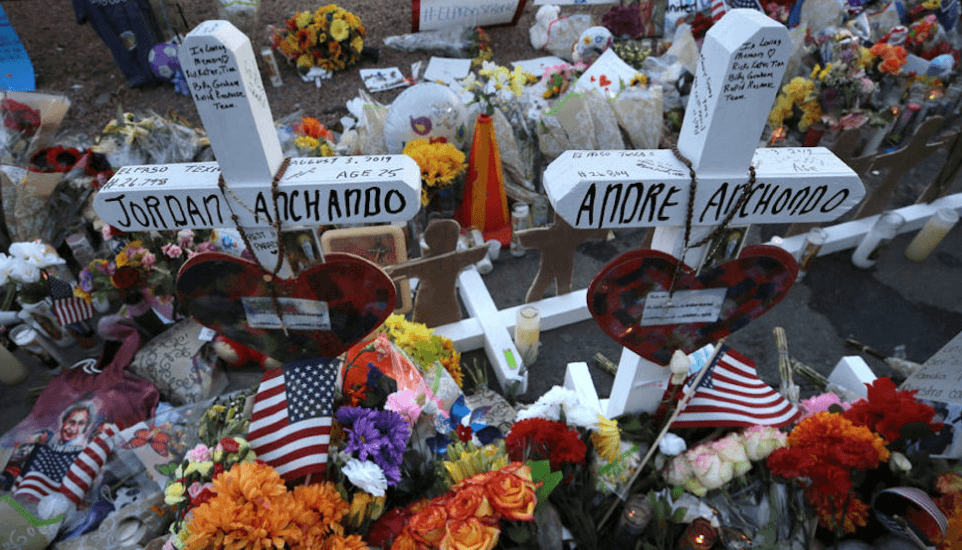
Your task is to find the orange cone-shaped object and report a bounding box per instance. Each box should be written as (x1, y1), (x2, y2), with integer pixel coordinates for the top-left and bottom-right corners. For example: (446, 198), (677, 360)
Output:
(454, 113), (511, 245)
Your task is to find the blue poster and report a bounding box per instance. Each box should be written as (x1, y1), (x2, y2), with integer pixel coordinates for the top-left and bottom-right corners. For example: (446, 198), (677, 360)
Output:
(0, 3), (34, 91)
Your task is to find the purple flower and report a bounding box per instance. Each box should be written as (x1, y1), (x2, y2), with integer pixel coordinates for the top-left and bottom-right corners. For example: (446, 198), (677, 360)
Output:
(336, 407), (411, 485)
(602, 5), (644, 39)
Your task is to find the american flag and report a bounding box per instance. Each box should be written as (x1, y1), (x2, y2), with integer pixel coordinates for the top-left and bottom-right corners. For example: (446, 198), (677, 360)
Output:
(52, 297), (96, 325)
(12, 445), (81, 501)
(727, 0), (764, 10)
(60, 424), (119, 506)
(247, 359), (337, 481)
(672, 346), (799, 429)
(711, 0), (728, 22)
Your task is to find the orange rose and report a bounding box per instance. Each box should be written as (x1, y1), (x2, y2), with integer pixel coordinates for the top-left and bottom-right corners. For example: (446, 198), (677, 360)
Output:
(407, 503), (448, 545)
(483, 469), (537, 521)
(438, 518), (499, 550)
(446, 484), (494, 520)
(390, 531), (422, 550)
(453, 470), (497, 490)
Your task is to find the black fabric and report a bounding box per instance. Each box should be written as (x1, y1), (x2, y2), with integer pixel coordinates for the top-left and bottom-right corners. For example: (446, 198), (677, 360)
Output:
(72, 0), (164, 88)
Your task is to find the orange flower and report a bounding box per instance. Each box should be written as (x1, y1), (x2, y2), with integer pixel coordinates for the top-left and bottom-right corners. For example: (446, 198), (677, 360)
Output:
(211, 461), (289, 505)
(290, 482), (350, 547)
(185, 492), (301, 550)
(321, 533), (370, 550)
(786, 412), (890, 465)
(439, 518), (500, 550)
(483, 467), (537, 521)
(806, 490), (872, 534)
(390, 532), (422, 550)
(936, 472), (962, 494)
(407, 501), (449, 545)
(446, 484), (494, 520)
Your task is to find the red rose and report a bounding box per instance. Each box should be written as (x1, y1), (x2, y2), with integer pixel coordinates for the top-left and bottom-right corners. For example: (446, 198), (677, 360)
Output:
(111, 266), (141, 289)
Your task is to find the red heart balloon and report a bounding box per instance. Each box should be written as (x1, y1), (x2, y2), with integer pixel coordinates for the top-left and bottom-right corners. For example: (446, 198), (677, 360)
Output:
(587, 245), (798, 365)
(176, 253), (396, 362)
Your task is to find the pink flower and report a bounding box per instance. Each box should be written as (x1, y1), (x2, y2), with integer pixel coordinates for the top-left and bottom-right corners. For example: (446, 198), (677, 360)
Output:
(177, 229), (194, 247)
(162, 243), (183, 259)
(710, 433), (751, 477)
(385, 389), (423, 426)
(101, 225), (121, 240)
(741, 425), (787, 461)
(186, 444), (211, 463)
(140, 251), (156, 269)
(799, 393), (852, 419)
(196, 242), (217, 254)
(687, 444), (733, 491)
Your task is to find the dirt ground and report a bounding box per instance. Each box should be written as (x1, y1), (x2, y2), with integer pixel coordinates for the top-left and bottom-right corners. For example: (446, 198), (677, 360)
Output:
(3, 0), (613, 143)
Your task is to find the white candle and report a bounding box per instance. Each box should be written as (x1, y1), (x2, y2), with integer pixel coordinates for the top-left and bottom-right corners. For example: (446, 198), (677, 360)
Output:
(851, 212), (905, 269)
(904, 208), (959, 262)
(514, 306), (541, 365)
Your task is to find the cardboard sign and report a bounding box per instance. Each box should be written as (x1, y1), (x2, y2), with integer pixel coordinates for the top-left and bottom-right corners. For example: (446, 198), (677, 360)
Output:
(413, 0), (528, 32)
(422, 57), (472, 84)
(573, 48), (639, 98)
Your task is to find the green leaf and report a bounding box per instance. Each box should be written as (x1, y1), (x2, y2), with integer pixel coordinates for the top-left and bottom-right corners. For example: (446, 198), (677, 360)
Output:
(529, 459), (562, 502)
(671, 507), (687, 523)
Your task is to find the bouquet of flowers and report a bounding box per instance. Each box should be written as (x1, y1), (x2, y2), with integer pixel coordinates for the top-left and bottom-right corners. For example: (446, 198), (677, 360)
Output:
(292, 116), (336, 157)
(270, 5), (366, 73)
(0, 98), (41, 165)
(0, 240), (66, 307)
(460, 61), (537, 116)
(402, 139), (467, 207)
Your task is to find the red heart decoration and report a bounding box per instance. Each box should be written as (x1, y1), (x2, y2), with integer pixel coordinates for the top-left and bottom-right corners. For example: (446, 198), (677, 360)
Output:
(587, 245), (797, 365)
(176, 253), (396, 362)
(590, 75), (596, 82)
(599, 75), (612, 87)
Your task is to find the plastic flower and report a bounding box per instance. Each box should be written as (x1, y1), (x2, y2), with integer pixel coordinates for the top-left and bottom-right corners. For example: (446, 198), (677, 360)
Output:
(342, 458), (389, 497)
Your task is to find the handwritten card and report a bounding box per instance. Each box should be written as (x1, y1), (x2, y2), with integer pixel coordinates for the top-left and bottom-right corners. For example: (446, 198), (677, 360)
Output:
(511, 56), (567, 78)
(641, 289), (726, 326)
(572, 48), (638, 98)
(360, 68), (410, 92)
(423, 57), (472, 85)
(901, 331), (962, 405)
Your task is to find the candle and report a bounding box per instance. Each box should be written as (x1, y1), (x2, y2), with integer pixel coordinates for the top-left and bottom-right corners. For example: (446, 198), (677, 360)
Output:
(851, 212), (905, 269)
(904, 208), (959, 262)
(795, 227), (827, 281)
(514, 306), (541, 365)
(679, 518), (717, 550)
(613, 494), (653, 546)
(260, 47), (283, 87)
(510, 203), (531, 257)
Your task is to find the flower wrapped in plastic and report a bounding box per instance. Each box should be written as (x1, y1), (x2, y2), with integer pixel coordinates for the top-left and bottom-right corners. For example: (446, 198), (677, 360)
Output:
(270, 5), (366, 73)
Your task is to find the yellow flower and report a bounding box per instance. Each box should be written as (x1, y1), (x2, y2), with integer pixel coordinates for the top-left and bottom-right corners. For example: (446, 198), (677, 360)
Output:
(330, 19), (350, 42)
(295, 11), (312, 29)
(591, 416), (621, 462)
(184, 460), (213, 476)
(164, 481), (186, 505)
(351, 35), (364, 53)
(296, 53), (314, 69)
(295, 135), (321, 152)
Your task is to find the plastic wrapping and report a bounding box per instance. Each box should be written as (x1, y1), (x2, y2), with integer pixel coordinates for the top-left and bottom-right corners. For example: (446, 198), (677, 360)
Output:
(91, 111), (211, 169)
(544, 14), (595, 61)
(611, 85), (664, 149)
(537, 89), (624, 162)
(383, 26), (476, 58)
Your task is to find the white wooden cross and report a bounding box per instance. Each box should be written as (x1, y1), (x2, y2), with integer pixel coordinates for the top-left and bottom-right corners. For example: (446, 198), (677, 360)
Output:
(93, 21), (421, 276)
(544, 10), (866, 417)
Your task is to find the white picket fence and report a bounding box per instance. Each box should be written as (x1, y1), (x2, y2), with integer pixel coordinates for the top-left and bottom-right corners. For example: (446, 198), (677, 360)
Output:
(432, 191), (962, 394)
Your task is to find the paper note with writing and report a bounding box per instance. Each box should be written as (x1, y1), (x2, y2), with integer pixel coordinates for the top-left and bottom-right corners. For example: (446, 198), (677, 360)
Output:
(360, 68), (409, 92)
(242, 297), (331, 330)
(511, 56), (566, 77)
(665, 0), (711, 32)
(901, 331), (962, 405)
(423, 57), (472, 85)
(640, 289), (726, 326)
(413, 0), (527, 32)
(573, 49), (638, 98)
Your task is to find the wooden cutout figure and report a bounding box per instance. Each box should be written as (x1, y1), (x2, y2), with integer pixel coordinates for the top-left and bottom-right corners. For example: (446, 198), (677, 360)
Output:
(386, 219), (489, 328)
(515, 215), (608, 303)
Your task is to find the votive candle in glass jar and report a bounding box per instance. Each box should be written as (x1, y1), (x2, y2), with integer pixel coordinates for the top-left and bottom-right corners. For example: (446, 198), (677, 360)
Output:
(796, 227), (828, 281)
(514, 306), (541, 365)
(678, 518), (717, 550)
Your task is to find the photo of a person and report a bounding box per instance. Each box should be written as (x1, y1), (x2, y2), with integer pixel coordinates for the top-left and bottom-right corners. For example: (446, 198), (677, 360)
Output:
(56, 402), (93, 447)
(699, 227), (747, 272)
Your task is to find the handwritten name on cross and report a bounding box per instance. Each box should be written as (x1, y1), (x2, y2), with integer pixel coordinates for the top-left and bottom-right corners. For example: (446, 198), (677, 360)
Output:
(545, 10), (866, 418)
(92, 21), (420, 272)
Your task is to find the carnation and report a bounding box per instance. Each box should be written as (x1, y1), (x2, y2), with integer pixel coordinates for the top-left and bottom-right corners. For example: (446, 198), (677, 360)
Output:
(505, 418), (586, 471)
(342, 458), (388, 497)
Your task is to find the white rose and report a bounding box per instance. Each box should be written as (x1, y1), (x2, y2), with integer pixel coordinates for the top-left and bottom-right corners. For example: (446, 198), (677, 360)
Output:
(742, 425), (787, 461)
(10, 258), (40, 284)
(9, 241), (64, 269)
(664, 454), (693, 486)
(711, 433), (752, 478)
(889, 451), (912, 473)
(688, 445), (733, 490)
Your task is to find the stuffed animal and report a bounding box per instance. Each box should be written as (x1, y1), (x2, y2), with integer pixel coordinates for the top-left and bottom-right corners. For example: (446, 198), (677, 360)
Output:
(530, 5), (562, 49)
(572, 26), (613, 65)
(212, 335), (282, 370)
